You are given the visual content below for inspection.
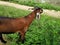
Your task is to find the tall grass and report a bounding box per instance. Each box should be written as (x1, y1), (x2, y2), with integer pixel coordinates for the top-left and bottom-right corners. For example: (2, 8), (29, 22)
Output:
(0, 5), (60, 45)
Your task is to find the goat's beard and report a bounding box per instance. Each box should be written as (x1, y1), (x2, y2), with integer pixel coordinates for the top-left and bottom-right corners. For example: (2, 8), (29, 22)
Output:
(36, 13), (40, 19)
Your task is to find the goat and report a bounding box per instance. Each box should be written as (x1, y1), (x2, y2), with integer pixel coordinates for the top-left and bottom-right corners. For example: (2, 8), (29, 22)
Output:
(0, 7), (43, 43)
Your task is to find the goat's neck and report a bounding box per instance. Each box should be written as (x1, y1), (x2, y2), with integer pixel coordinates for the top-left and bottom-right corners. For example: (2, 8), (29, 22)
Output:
(24, 10), (36, 25)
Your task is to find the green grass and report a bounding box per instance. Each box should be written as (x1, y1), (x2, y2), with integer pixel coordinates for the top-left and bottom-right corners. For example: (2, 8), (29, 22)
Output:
(0, 5), (30, 18)
(0, 5), (60, 45)
(2, 0), (60, 11)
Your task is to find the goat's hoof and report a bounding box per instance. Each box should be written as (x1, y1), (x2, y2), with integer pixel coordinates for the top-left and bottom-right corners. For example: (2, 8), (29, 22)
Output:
(2, 41), (7, 44)
(4, 41), (7, 44)
(21, 39), (25, 43)
(21, 40), (24, 43)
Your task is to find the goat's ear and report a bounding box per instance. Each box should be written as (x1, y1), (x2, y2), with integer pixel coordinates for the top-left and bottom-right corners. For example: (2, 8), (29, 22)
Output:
(28, 8), (34, 10)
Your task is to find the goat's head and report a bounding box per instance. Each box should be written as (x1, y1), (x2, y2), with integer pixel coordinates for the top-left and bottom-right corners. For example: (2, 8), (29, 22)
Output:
(34, 7), (43, 19)
(28, 7), (43, 19)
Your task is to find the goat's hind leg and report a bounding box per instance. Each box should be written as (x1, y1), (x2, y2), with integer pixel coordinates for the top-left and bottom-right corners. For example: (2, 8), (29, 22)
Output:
(0, 33), (7, 43)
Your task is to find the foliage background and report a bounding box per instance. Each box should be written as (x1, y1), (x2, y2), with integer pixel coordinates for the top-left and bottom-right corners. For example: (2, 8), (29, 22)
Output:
(0, 0), (60, 45)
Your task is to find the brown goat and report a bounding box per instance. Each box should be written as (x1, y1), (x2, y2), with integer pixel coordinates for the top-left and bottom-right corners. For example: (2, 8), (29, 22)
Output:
(0, 7), (43, 43)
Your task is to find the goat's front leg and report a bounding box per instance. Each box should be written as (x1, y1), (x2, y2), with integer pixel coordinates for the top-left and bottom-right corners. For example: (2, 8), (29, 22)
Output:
(20, 27), (28, 43)
(17, 27), (28, 43)
(16, 31), (25, 43)
(0, 34), (7, 43)
(20, 31), (25, 43)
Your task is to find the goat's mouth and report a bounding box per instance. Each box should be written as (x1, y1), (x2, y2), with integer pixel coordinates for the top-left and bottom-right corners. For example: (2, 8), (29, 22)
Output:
(36, 13), (40, 19)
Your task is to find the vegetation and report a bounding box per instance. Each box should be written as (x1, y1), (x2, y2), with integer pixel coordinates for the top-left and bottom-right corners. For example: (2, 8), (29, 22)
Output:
(0, 5), (60, 45)
(1, 0), (60, 11)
